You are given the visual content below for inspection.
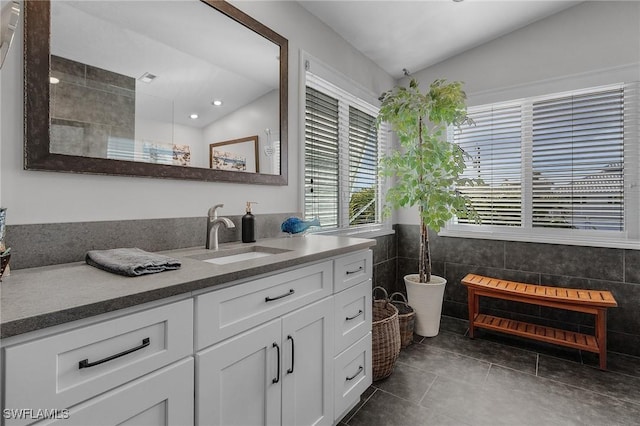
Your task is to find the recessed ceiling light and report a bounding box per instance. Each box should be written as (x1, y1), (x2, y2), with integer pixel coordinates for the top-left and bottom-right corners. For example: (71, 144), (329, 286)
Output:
(49, 76), (60, 84)
(138, 72), (157, 84)
(212, 100), (223, 106)
(189, 113), (199, 119)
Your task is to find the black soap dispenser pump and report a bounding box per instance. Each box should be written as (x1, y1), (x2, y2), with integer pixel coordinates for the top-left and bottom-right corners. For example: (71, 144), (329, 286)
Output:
(242, 202), (257, 243)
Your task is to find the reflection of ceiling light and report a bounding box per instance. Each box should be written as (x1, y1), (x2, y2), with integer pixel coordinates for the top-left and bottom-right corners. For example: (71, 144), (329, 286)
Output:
(49, 76), (60, 84)
(138, 72), (157, 83)
(212, 100), (223, 106)
(189, 113), (199, 119)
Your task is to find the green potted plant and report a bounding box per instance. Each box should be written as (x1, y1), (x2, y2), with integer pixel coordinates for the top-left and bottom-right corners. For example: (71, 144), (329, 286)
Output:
(378, 78), (477, 336)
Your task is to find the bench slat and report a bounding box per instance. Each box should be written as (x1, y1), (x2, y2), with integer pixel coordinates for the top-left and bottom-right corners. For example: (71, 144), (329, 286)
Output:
(462, 274), (617, 308)
(474, 314), (600, 353)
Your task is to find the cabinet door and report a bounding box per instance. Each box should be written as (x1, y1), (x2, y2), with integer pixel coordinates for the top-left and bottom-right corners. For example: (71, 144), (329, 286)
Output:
(281, 298), (334, 426)
(196, 319), (282, 426)
(36, 358), (194, 426)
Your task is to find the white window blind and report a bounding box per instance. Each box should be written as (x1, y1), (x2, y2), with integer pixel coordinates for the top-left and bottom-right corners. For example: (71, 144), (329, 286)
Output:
(454, 104), (522, 226)
(107, 137), (137, 161)
(304, 72), (384, 231)
(447, 82), (639, 248)
(305, 85), (340, 228)
(531, 87), (624, 231)
(349, 106), (380, 226)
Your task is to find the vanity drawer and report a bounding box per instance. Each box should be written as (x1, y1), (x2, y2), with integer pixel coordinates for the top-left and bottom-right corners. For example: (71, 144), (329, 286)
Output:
(33, 358), (194, 426)
(334, 280), (371, 355)
(195, 260), (333, 350)
(334, 250), (372, 293)
(333, 333), (372, 422)
(3, 299), (193, 422)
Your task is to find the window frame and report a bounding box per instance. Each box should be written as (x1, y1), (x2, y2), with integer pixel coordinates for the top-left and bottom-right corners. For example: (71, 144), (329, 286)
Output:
(442, 83), (639, 249)
(301, 55), (391, 237)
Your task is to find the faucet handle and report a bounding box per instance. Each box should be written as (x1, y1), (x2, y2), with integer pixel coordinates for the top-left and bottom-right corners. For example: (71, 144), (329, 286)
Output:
(208, 204), (224, 218)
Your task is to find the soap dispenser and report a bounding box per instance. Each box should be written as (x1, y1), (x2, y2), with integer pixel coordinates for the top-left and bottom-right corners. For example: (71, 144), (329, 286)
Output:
(242, 202), (257, 243)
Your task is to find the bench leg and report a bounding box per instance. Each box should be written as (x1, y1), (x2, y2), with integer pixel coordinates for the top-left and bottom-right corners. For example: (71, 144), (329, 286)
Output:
(468, 288), (477, 338)
(596, 308), (607, 370)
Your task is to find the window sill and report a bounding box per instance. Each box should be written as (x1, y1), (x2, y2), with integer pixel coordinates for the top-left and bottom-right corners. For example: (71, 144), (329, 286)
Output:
(439, 228), (640, 250)
(313, 226), (395, 239)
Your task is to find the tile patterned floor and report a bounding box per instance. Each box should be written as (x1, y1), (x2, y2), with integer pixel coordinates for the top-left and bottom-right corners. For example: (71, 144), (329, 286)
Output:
(340, 317), (640, 426)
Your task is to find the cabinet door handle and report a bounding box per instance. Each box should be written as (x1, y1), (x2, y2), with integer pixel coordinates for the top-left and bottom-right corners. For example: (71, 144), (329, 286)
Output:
(286, 335), (295, 374)
(346, 365), (364, 381)
(78, 337), (150, 369)
(346, 266), (364, 275)
(346, 310), (364, 321)
(265, 289), (295, 302)
(272, 342), (281, 384)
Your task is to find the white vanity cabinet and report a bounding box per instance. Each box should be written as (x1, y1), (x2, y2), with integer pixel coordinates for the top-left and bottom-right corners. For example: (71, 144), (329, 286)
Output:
(195, 250), (373, 426)
(195, 260), (335, 426)
(1, 247), (374, 426)
(332, 251), (373, 422)
(196, 297), (334, 426)
(2, 299), (194, 426)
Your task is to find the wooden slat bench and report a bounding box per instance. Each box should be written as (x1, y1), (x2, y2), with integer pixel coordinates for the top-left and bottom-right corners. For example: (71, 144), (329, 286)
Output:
(461, 274), (618, 370)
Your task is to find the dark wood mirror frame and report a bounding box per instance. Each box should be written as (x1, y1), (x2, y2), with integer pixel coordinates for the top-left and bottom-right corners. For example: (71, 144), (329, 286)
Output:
(24, 0), (288, 185)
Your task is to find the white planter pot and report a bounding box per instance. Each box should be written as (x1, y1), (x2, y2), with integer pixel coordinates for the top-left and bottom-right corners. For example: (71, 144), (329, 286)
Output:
(404, 274), (447, 337)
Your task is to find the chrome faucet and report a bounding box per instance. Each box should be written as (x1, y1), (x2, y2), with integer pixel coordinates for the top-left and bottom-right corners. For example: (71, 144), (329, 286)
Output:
(206, 204), (235, 250)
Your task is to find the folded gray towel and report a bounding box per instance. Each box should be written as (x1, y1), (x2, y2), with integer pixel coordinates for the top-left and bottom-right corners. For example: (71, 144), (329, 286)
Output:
(86, 248), (181, 277)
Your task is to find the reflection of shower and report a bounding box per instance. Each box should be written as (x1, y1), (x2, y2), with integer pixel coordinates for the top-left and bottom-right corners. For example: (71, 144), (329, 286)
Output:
(0, 1), (21, 69)
(264, 128), (275, 157)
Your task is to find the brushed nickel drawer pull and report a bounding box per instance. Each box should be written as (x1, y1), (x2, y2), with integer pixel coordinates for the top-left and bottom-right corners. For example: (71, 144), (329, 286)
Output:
(346, 310), (363, 321)
(346, 266), (364, 275)
(346, 365), (363, 381)
(265, 289), (295, 302)
(79, 337), (150, 369)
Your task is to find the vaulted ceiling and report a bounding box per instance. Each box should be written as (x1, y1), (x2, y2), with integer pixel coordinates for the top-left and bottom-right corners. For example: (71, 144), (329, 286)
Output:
(298, 1), (582, 79)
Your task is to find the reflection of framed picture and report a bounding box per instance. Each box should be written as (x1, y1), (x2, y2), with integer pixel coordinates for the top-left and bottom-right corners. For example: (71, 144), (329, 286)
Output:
(209, 136), (259, 173)
(173, 144), (191, 166)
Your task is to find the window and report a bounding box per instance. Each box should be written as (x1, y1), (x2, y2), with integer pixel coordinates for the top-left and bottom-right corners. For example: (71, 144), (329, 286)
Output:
(304, 72), (386, 232)
(531, 90), (624, 231)
(453, 103), (523, 226)
(448, 83), (639, 248)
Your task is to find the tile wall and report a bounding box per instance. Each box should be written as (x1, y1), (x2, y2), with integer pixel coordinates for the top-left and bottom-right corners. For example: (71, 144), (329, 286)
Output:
(6, 213), (296, 270)
(392, 224), (640, 357)
(49, 55), (136, 158)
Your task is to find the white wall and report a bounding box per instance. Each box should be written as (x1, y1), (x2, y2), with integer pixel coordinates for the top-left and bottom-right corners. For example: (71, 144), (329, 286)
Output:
(0, 65), (3, 208)
(397, 1), (640, 225)
(0, 1), (394, 225)
(204, 89), (280, 175)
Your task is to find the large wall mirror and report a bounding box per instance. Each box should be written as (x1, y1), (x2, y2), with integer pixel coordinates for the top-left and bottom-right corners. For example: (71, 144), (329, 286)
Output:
(24, 0), (288, 185)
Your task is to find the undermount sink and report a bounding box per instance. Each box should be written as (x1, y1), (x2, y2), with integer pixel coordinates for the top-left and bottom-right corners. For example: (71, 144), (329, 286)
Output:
(188, 246), (291, 265)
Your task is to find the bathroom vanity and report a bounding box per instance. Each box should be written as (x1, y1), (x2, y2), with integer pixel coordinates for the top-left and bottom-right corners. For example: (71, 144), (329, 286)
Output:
(0, 235), (374, 426)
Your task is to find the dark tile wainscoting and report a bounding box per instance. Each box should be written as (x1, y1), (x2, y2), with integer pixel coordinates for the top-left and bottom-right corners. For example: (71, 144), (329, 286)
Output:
(392, 224), (640, 358)
(5, 213), (297, 270)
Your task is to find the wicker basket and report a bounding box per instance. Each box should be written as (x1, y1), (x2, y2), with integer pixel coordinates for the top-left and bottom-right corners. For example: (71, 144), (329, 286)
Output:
(0, 253), (10, 282)
(372, 287), (401, 381)
(389, 292), (416, 348)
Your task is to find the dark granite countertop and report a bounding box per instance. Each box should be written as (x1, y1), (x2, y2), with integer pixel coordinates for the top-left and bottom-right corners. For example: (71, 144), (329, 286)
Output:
(0, 235), (375, 339)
